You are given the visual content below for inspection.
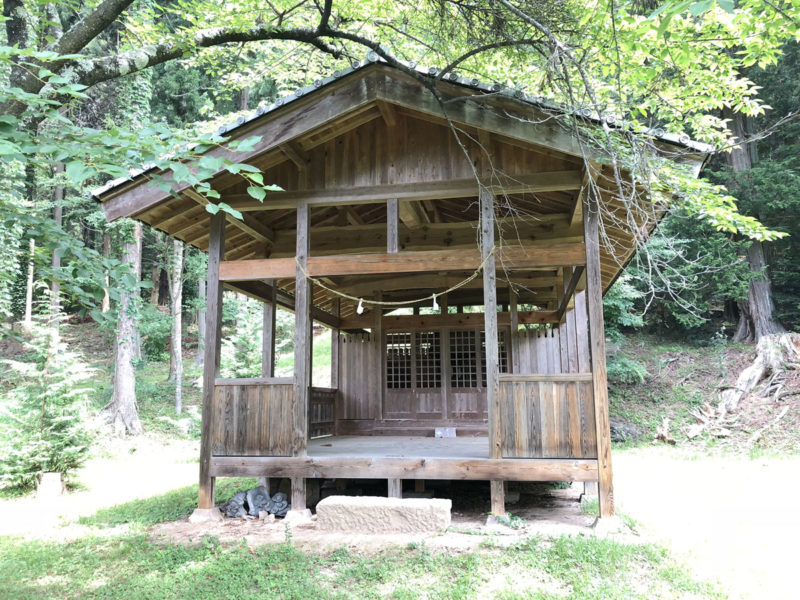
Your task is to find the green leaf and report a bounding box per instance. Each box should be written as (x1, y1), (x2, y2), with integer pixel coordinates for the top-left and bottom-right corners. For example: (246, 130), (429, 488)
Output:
(205, 204), (220, 215)
(247, 186), (266, 201)
(717, 0), (734, 14)
(233, 135), (262, 152)
(65, 161), (93, 185)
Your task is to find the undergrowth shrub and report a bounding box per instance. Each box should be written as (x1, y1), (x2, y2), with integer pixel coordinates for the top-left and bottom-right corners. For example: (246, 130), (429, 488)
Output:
(138, 303), (171, 361)
(0, 319), (93, 491)
(607, 355), (649, 384)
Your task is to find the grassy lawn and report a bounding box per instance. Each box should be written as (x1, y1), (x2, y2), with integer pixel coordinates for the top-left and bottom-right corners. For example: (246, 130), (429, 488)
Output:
(0, 482), (724, 600)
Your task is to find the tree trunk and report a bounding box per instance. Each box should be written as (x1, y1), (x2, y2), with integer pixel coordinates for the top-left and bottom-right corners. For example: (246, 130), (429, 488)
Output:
(150, 265), (160, 305)
(23, 237), (34, 327)
(101, 232), (111, 313)
(167, 240), (184, 385)
(195, 277), (206, 367)
(50, 163), (63, 318)
(725, 110), (785, 342)
(107, 221), (143, 435)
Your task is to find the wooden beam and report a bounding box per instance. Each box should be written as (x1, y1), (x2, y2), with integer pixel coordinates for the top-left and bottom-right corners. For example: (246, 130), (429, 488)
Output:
(570, 161), (600, 227)
(219, 244), (586, 281)
(375, 71), (599, 160)
(376, 99), (397, 127)
(583, 188), (614, 518)
(222, 171), (583, 211)
(337, 273), (557, 298)
(339, 310), (558, 330)
(198, 212), (226, 510)
(279, 142), (309, 171)
(225, 280), (341, 329)
(184, 189), (275, 244)
(99, 74), (377, 221)
(398, 200), (430, 228)
(210, 456), (600, 481)
(386, 198), (399, 253)
(266, 215), (580, 258)
(557, 266), (585, 321)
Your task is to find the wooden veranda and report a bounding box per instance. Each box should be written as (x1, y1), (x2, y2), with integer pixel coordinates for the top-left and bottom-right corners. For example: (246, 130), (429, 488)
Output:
(95, 61), (706, 519)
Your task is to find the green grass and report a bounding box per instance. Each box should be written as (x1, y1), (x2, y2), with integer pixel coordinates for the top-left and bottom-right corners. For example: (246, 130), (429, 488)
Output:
(0, 475), (724, 600)
(77, 478), (258, 529)
(0, 529), (724, 600)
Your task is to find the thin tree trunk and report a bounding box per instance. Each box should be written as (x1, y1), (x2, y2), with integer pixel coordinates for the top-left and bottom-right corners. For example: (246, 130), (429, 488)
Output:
(23, 237), (34, 327)
(150, 265), (160, 305)
(725, 110), (785, 342)
(50, 163), (63, 318)
(195, 276), (206, 367)
(101, 232), (111, 313)
(107, 221), (143, 435)
(167, 240), (184, 385)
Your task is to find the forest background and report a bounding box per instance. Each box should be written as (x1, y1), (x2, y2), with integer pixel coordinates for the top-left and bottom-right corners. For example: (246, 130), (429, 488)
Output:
(1, 0), (800, 492)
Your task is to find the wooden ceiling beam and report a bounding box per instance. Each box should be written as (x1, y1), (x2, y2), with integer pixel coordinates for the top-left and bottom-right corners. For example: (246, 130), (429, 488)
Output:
(223, 170), (583, 211)
(219, 243), (585, 282)
(398, 199), (430, 228)
(340, 309), (559, 330)
(184, 189), (275, 245)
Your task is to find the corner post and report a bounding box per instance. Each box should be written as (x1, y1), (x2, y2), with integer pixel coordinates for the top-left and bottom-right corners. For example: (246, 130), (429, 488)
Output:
(481, 186), (504, 516)
(582, 183), (614, 518)
(198, 212), (225, 510)
(292, 201), (311, 509)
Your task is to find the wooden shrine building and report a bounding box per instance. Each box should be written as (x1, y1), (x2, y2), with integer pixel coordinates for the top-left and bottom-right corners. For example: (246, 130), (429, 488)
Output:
(94, 60), (706, 519)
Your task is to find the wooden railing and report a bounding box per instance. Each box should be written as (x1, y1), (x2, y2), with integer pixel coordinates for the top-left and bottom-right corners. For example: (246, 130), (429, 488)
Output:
(310, 387), (337, 438)
(210, 378), (293, 457)
(498, 374), (596, 459)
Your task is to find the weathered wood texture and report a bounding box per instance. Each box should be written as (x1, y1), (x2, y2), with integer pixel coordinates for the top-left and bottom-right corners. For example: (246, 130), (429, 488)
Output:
(218, 244), (585, 281)
(210, 382), (294, 456)
(338, 333), (379, 420)
(309, 387), (337, 438)
(499, 377), (596, 459)
(584, 191), (615, 517)
(198, 212), (225, 509)
(210, 455), (599, 482)
(513, 292), (590, 375)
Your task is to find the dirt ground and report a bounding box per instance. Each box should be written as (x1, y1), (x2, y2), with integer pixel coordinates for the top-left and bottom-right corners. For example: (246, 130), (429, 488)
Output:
(2, 436), (798, 600)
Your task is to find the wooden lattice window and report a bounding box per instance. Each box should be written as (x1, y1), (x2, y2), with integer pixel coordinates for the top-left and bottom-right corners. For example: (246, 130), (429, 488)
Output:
(450, 330), (478, 388)
(386, 333), (411, 389)
(415, 331), (441, 388)
(481, 330), (509, 386)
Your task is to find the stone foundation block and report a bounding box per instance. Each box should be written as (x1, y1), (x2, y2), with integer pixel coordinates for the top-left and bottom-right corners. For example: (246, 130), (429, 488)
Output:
(316, 495), (451, 534)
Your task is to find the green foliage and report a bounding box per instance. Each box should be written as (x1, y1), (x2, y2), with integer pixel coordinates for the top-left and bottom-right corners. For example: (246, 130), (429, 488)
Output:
(607, 355), (650, 385)
(220, 294), (264, 378)
(0, 320), (93, 490)
(603, 274), (644, 342)
(137, 303), (172, 362)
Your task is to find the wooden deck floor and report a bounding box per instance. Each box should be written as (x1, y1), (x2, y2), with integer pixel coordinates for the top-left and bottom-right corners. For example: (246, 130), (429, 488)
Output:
(308, 436), (490, 459)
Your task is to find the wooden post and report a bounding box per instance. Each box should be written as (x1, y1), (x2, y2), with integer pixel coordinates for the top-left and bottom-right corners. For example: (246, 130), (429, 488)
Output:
(387, 198), (399, 254)
(292, 202), (311, 509)
(373, 292), (384, 420)
(388, 479), (402, 498)
(583, 190), (614, 518)
(509, 288), (520, 374)
(198, 212), (225, 509)
(481, 186), (504, 516)
(331, 299), (340, 390)
(262, 285), (276, 377)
